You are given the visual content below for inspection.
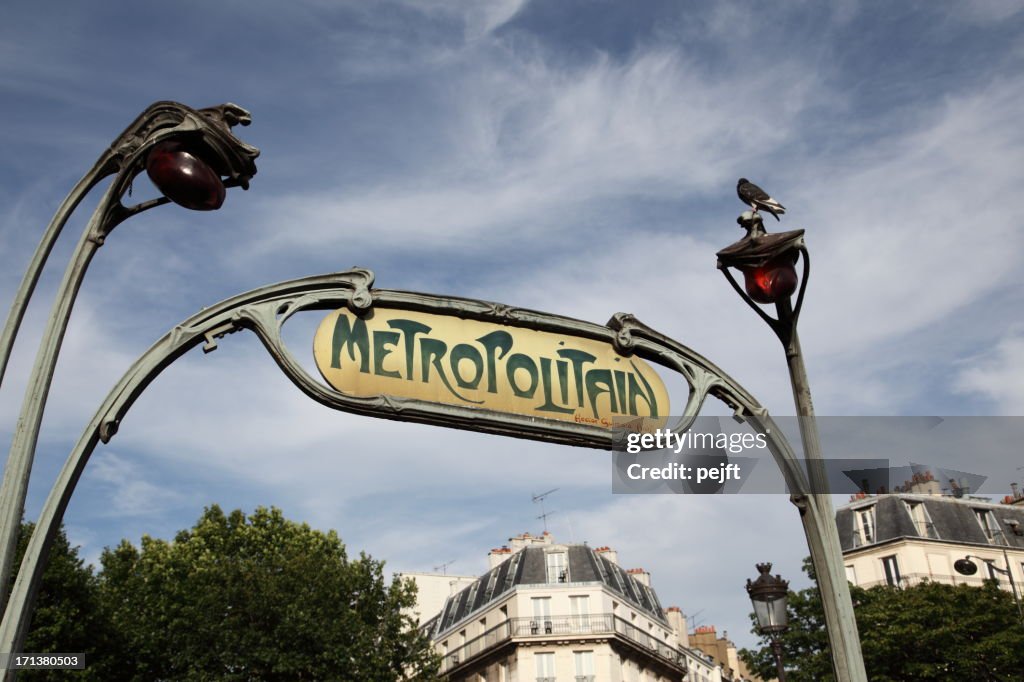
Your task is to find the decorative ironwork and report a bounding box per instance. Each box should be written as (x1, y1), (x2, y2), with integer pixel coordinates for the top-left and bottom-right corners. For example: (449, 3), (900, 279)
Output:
(0, 268), (812, 659)
(0, 102), (260, 654)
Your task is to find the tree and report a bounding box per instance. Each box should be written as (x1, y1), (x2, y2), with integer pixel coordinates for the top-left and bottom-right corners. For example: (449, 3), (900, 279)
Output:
(740, 559), (1024, 681)
(99, 505), (441, 681)
(5, 522), (116, 681)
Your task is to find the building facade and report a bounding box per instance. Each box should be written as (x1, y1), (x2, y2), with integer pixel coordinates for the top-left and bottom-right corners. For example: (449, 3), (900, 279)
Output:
(688, 627), (758, 682)
(836, 481), (1024, 593)
(419, 532), (734, 682)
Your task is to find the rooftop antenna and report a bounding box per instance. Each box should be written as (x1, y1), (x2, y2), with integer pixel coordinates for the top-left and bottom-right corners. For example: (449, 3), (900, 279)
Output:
(532, 488), (559, 533)
(687, 608), (706, 630)
(433, 559), (456, 575)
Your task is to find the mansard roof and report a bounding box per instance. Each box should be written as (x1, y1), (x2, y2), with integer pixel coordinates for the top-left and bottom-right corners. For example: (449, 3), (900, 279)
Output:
(837, 494), (1024, 552)
(428, 544), (666, 637)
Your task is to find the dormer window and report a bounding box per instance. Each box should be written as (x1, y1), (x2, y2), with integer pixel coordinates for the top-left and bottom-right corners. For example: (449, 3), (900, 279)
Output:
(854, 507), (876, 546)
(975, 509), (1000, 543)
(905, 501), (938, 539)
(546, 551), (568, 584)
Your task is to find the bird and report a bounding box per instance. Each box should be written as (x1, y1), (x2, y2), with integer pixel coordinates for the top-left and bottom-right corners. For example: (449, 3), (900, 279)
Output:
(737, 178), (786, 221)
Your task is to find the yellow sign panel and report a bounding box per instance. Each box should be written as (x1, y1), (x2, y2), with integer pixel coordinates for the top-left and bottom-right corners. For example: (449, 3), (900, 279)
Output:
(313, 308), (670, 428)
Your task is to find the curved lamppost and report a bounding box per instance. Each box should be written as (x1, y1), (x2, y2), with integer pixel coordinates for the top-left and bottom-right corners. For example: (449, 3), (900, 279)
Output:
(747, 562), (790, 682)
(954, 539), (1024, 624)
(718, 211), (868, 682)
(0, 102), (259, 609)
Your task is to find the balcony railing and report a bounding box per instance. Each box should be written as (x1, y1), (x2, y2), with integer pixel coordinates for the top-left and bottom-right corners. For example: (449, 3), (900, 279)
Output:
(854, 572), (1011, 590)
(439, 613), (688, 674)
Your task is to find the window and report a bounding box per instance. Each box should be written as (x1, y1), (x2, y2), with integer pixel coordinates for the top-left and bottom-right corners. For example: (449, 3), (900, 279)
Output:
(532, 597), (552, 634)
(503, 551), (523, 591)
(855, 507), (876, 546)
(482, 569), (496, 601)
(845, 564), (857, 584)
(546, 551), (568, 583)
(905, 501), (938, 538)
(570, 595), (590, 631)
(975, 509), (999, 543)
(881, 555), (901, 587)
(535, 652), (555, 682)
(465, 581), (480, 610)
(574, 650), (595, 681)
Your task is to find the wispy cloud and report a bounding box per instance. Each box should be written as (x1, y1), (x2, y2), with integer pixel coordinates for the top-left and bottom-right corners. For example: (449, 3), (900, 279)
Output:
(243, 44), (825, 259)
(85, 451), (190, 517)
(955, 328), (1024, 414)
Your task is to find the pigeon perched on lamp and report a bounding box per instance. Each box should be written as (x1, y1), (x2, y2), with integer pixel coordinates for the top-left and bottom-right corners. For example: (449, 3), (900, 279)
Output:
(737, 178), (786, 221)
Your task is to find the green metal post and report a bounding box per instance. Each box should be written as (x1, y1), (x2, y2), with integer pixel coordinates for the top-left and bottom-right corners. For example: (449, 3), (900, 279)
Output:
(0, 181), (118, 612)
(718, 213), (868, 682)
(780, 314), (868, 682)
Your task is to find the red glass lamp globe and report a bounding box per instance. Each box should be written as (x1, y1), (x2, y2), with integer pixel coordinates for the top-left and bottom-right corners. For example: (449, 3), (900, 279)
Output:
(742, 253), (799, 304)
(145, 140), (226, 211)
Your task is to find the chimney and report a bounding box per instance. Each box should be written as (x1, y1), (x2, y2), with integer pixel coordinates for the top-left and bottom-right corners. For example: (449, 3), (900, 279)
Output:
(488, 546), (513, 569)
(508, 532), (530, 552)
(594, 546), (618, 565)
(627, 567), (651, 587)
(508, 531), (554, 553)
(666, 606), (688, 647)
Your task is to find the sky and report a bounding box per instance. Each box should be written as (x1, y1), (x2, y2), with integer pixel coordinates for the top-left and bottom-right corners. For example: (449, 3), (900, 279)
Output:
(2, 0), (1024, 655)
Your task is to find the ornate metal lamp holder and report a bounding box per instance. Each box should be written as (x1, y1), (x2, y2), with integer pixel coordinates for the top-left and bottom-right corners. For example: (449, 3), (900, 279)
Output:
(717, 211), (808, 350)
(746, 562), (791, 682)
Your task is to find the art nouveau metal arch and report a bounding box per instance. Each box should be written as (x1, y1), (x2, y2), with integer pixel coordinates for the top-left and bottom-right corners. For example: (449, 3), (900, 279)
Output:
(0, 267), (814, 658)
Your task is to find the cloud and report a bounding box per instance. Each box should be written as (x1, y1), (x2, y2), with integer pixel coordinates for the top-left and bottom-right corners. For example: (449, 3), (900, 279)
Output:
(243, 45), (824, 259)
(956, 0), (1024, 23)
(551, 493), (810, 650)
(955, 329), (1024, 414)
(84, 451), (190, 517)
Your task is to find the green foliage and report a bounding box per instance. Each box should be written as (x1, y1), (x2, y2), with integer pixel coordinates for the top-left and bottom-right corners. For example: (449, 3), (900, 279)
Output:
(5, 522), (115, 682)
(739, 560), (1024, 681)
(99, 505), (441, 681)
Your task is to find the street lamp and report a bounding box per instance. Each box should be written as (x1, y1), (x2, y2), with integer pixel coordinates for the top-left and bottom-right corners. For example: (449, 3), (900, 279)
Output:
(0, 102), (259, 610)
(718, 210), (868, 682)
(746, 562), (790, 682)
(954, 549), (1024, 624)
